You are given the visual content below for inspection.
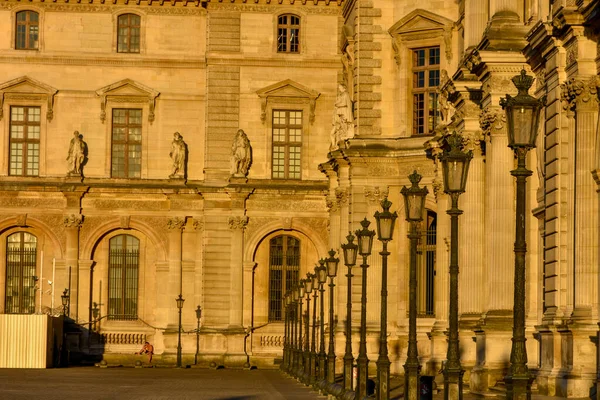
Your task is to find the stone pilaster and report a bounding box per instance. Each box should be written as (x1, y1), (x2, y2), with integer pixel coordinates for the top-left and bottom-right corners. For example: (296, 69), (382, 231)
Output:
(464, 0), (489, 50)
(167, 216), (186, 328)
(63, 213), (82, 321)
(228, 215), (248, 327)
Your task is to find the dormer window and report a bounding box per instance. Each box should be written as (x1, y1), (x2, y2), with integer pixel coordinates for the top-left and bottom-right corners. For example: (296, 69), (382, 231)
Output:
(277, 14), (300, 53)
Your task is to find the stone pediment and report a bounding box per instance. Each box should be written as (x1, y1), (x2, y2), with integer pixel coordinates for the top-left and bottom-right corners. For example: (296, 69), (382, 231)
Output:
(389, 9), (453, 36)
(256, 79), (320, 123)
(0, 76), (58, 121)
(96, 79), (160, 124)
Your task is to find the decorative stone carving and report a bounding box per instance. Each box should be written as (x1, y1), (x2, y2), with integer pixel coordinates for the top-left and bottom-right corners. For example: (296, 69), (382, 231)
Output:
(230, 129), (252, 177)
(95, 79), (160, 124)
(0, 76), (58, 122)
(16, 214), (27, 227)
(432, 178), (443, 200)
(560, 77), (600, 112)
(228, 216), (249, 230)
(463, 49), (481, 72)
(63, 214), (83, 228)
(566, 42), (578, 67)
(479, 107), (506, 136)
(335, 187), (348, 206)
(462, 132), (484, 153)
(256, 79), (320, 124)
(364, 186), (389, 205)
(192, 217), (204, 231)
(281, 217), (292, 230)
(120, 216), (131, 229)
(330, 84), (355, 150)
(167, 217), (186, 231)
(169, 132), (187, 179)
(66, 131), (86, 177)
(326, 195), (338, 213)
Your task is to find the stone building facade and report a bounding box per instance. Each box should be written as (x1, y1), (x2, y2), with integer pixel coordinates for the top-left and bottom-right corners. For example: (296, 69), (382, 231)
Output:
(0, 0), (599, 397)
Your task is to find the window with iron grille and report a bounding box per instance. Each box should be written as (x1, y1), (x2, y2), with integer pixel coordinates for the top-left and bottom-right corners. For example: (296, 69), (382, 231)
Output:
(268, 235), (300, 321)
(117, 13), (141, 53)
(5, 232), (37, 314)
(277, 14), (300, 53)
(416, 210), (436, 317)
(111, 109), (142, 178)
(108, 235), (139, 320)
(412, 46), (440, 135)
(272, 110), (302, 179)
(15, 11), (39, 50)
(9, 106), (40, 176)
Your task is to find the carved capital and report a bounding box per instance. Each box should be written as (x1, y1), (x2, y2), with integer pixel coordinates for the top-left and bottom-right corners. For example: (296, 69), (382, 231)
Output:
(432, 178), (443, 200)
(192, 217), (204, 231)
(560, 76), (600, 113)
(335, 187), (348, 206)
(364, 186), (389, 205)
(479, 107), (506, 136)
(326, 195), (339, 213)
(462, 131), (484, 153)
(167, 217), (186, 231)
(228, 215), (249, 230)
(63, 214), (83, 228)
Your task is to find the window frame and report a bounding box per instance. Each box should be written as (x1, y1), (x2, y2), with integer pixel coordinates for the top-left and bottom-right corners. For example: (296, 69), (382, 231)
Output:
(8, 106), (41, 177)
(116, 13), (141, 54)
(276, 13), (301, 54)
(5, 231), (37, 315)
(411, 46), (441, 136)
(112, 11), (145, 55)
(107, 234), (140, 321)
(111, 108), (143, 179)
(268, 235), (301, 322)
(271, 109), (303, 180)
(14, 10), (40, 51)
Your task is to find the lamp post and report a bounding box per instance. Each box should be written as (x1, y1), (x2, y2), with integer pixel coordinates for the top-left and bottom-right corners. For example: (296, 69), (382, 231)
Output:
(315, 260), (328, 390)
(282, 293), (290, 372)
(500, 69), (544, 400)
(195, 305), (202, 366)
(356, 218), (375, 399)
(341, 233), (358, 393)
(374, 197), (398, 400)
(176, 294), (185, 368)
(288, 289), (297, 375)
(92, 302), (100, 332)
(440, 132), (472, 399)
(310, 271), (319, 386)
(303, 274), (314, 384)
(325, 249), (340, 395)
(61, 289), (70, 317)
(296, 280), (306, 379)
(401, 171), (428, 400)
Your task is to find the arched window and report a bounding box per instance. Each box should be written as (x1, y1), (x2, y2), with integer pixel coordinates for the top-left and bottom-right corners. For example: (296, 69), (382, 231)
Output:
(108, 235), (139, 320)
(417, 210), (436, 316)
(277, 14), (300, 53)
(268, 235), (300, 321)
(117, 14), (141, 53)
(5, 232), (37, 314)
(15, 11), (39, 50)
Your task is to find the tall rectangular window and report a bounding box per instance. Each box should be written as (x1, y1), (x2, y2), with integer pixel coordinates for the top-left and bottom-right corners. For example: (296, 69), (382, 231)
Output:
(15, 11), (39, 50)
(111, 109), (142, 178)
(268, 235), (300, 322)
(117, 14), (141, 53)
(10, 106), (40, 176)
(108, 235), (139, 320)
(412, 46), (440, 135)
(272, 110), (302, 180)
(277, 14), (300, 53)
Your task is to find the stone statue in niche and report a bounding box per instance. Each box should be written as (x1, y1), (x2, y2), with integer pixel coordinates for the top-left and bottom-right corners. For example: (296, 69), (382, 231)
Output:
(169, 131), (187, 179)
(66, 130), (86, 176)
(230, 129), (252, 177)
(330, 83), (354, 150)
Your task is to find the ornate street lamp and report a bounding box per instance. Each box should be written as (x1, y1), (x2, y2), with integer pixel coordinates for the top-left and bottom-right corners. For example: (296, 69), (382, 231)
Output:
(92, 301), (100, 332)
(310, 270), (320, 386)
(194, 305), (202, 366)
(296, 280), (306, 379)
(401, 171), (428, 400)
(325, 249), (341, 396)
(355, 218), (375, 399)
(315, 260), (328, 390)
(303, 273), (314, 384)
(61, 289), (70, 317)
(175, 294), (185, 368)
(374, 197), (398, 400)
(440, 132), (472, 399)
(500, 69), (544, 400)
(341, 233), (358, 394)
(282, 293), (290, 372)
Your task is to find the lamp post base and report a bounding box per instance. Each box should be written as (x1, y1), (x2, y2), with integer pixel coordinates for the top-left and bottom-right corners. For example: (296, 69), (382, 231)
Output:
(506, 374), (533, 400)
(443, 368), (464, 400)
(403, 364), (419, 400)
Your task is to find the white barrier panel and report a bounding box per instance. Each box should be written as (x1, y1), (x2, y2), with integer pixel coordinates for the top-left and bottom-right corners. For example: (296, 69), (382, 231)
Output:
(0, 314), (57, 368)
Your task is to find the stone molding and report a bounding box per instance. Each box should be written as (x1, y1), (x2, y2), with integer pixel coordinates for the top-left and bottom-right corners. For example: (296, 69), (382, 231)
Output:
(0, 76), (58, 122)
(256, 79), (320, 124)
(95, 78), (160, 124)
(0, 2), (206, 14)
(228, 215), (248, 230)
(63, 214), (83, 228)
(0, 54), (205, 69)
(205, 2), (341, 13)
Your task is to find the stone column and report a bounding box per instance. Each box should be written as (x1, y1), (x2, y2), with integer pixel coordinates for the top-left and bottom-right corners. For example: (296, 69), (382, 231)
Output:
(561, 77), (600, 322)
(490, 0), (518, 14)
(480, 107), (515, 317)
(464, 0), (489, 50)
(167, 217), (186, 327)
(228, 215), (248, 327)
(63, 214), (82, 321)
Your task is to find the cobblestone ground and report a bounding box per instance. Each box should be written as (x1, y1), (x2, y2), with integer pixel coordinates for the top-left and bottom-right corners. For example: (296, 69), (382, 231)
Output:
(0, 367), (325, 400)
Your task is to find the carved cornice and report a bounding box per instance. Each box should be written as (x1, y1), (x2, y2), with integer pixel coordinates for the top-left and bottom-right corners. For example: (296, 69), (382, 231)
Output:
(0, 2), (206, 14)
(95, 79), (160, 124)
(167, 216), (187, 231)
(560, 76), (600, 112)
(256, 79), (320, 124)
(205, 2), (341, 13)
(0, 76), (58, 122)
(228, 215), (248, 230)
(0, 54), (204, 69)
(63, 214), (83, 228)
